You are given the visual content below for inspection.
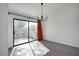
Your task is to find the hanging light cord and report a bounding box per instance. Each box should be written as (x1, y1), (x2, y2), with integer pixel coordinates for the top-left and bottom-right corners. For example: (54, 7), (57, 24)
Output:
(41, 3), (43, 16)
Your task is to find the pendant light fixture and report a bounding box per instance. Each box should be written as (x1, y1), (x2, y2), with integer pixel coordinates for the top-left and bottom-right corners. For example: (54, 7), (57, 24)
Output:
(40, 3), (48, 21)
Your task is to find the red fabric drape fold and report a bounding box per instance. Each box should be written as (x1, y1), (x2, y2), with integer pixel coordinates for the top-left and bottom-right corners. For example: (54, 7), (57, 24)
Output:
(37, 20), (43, 41)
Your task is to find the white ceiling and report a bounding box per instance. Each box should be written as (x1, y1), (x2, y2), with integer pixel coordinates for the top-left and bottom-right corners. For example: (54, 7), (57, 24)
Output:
(8, 3), (71, 18)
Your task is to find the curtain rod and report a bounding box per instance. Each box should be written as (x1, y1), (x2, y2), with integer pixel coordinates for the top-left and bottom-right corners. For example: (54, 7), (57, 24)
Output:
(8, 12), (37, 20)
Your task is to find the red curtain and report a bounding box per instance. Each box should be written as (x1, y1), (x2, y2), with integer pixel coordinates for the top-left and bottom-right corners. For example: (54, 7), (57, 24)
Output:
(37, 20), (43, 41)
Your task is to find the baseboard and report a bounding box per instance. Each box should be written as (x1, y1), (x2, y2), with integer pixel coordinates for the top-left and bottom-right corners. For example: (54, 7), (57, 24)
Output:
(44, 39), (79, 49)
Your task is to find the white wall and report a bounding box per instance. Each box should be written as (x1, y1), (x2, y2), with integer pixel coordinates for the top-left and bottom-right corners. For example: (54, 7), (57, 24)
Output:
(8, 14), (37, 48)
(42, 4), (79, 48)
(0, 3), (8, 56)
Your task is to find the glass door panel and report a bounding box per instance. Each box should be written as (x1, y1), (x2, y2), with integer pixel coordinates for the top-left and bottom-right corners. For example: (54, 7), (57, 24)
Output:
(29, 22), (37, 42)
(14, 20), (28, 46)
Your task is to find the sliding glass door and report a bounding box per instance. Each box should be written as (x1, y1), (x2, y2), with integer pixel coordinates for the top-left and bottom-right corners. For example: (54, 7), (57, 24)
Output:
(13, 19), (37, 46)
(29, 22), (37, 42)
(14, 19), (28, 46)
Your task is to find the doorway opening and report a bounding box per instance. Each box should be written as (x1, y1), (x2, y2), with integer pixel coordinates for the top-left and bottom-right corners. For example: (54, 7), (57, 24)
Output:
(13, 18), (37, 47)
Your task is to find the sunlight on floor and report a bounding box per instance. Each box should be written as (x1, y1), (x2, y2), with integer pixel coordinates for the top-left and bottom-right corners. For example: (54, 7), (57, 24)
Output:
(14, 38), (36, 45)
(10, 41), (50, 56)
